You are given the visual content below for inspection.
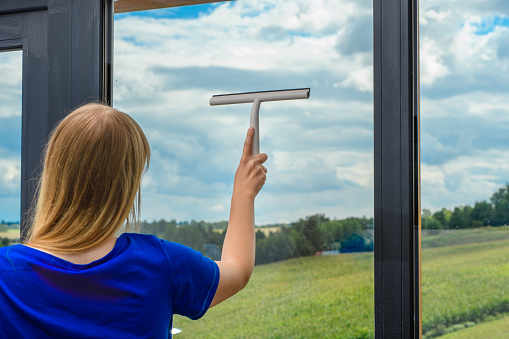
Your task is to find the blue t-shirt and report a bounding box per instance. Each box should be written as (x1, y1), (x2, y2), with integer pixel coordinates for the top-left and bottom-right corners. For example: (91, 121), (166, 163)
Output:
(0, 233), (220, 338)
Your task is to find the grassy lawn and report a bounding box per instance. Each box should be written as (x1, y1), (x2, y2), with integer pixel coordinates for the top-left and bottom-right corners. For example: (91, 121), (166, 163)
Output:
(174, 253), (374, 338)
(422, 226), (509, 248)
(437, 316), (509, 338)
(422, 237), (509, 337)
(172, 227), (509, 338)
(0, 228), (20, 240)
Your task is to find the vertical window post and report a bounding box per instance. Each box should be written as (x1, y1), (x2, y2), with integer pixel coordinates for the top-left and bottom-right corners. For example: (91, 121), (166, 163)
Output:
(374, 0), (420, 337)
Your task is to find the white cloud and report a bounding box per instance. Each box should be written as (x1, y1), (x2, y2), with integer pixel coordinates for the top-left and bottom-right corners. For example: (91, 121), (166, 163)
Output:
(1, 0), (508, 224)
(421, 149), (509, 211)
(112, 0), (509, 222)
(211, 203), (226, 212)
(420, 8), (449, 26)
(0, 51), (22, 118)
(337, 64), (372, 92)
(419, 3), (509, 96)
(0, 157), (21, 197)
(112, 0), (375, 223)
(417, 2), (509, 214)
(420, 38), (450, 86)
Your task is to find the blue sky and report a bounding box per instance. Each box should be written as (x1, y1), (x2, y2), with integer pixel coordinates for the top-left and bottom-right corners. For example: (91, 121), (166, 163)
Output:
(115, 3), (222, 20)
(473, 15), (509, 35)
(1, 0), (509, 224)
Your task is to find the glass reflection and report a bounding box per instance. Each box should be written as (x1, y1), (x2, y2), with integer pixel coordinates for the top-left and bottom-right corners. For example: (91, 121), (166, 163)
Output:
(0, 51), (22, 245)
(420, 0), (509, 337)
(114, 0), (374, 337)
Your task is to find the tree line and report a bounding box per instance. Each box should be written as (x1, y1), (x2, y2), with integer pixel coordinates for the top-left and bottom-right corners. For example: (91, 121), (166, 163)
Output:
(2, 183), (508, 264)
(140, 214), (374, 266)
(254, 214), (373, 265)
(422, 183), (509, 229)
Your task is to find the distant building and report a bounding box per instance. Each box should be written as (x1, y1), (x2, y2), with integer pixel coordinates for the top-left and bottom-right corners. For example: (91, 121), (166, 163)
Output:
(340, 233), (374, 253)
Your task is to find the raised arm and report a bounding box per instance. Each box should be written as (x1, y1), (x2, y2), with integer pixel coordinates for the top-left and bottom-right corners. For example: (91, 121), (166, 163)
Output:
(209, 127), (268, 308)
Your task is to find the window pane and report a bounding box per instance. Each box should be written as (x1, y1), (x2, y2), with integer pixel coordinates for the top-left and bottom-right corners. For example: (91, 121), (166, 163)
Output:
(0, 51), (22, 244)
(114, 1), (374, 337)
(420, 1), (509, 337)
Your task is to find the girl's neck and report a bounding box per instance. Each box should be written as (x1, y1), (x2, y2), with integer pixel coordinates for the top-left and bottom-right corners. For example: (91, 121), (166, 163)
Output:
(25, 235), (118, 265)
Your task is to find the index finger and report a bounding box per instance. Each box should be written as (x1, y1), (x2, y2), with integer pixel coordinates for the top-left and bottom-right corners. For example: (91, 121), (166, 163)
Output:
(242, 127), (255, 159)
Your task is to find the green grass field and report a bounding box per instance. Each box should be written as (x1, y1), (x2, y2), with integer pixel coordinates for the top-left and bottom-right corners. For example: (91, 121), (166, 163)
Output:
(0, 228), (20, 240)
(437, 316), (509, 338)
(422, 240), (509, 337)
(172, 227), (509, 338)
(174, 253), (374, 338)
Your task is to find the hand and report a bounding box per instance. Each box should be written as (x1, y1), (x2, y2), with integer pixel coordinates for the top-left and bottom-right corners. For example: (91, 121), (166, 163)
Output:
(234, 127), (268, 199)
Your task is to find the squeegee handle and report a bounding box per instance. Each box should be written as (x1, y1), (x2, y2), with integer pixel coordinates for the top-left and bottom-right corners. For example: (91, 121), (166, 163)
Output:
(250, 98), (261, 155)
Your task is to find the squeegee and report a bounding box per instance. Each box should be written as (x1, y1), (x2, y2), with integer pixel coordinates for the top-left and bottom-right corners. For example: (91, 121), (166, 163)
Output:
(210, 88), (310, 154)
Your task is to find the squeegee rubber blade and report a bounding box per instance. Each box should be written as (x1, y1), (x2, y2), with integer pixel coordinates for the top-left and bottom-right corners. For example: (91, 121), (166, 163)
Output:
(209, 88), (310, 106)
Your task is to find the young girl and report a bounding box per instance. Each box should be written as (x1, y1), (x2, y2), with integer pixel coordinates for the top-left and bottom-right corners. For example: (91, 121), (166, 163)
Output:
(0, 103), (268, 338)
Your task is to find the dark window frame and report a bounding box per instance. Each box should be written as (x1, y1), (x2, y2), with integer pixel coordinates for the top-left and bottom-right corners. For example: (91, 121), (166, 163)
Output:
(1, 0), (421, 337)
(0, 0), (113, 236)
(374, 0), (421, 337)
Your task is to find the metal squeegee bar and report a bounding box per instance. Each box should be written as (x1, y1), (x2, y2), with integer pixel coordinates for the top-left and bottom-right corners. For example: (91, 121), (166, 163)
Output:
(209, 88), (310, 106)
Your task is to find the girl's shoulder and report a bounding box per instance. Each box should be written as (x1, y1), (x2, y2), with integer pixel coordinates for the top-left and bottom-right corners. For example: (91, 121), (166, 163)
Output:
(121, 233), (190, 252)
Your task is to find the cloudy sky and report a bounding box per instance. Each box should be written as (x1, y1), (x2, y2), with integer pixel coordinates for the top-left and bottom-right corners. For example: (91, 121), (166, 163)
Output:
(0, 0), (508, 225)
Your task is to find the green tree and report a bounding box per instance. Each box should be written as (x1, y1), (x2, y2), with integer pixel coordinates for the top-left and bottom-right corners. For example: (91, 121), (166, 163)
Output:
(255, 229), (266, 241)
(205, 225), (224, 247)
(290, 214), (328, 257)
(255, 228), (293, 265)
(432, 208), (452, 229)
(422, 216), (443, 230)
(319, 220), (344, 250)
(471, 201), (493, 227)
(174, 224), (206, 252)
(490, 184), (509, 226)
(449, 207), (467, 229)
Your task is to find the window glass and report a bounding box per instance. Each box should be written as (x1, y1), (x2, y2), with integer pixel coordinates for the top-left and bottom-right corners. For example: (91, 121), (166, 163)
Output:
(420, 1), (509, 337)
(114, 1), (374, 337)
(0, 51), (22, 244)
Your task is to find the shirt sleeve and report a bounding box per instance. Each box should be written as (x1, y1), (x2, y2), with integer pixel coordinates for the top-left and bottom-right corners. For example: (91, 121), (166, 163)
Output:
(160, 239), (220, 320)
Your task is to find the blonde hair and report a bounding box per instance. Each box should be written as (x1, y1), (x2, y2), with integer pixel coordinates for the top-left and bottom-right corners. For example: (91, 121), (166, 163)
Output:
(25, 103), (150, 253)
